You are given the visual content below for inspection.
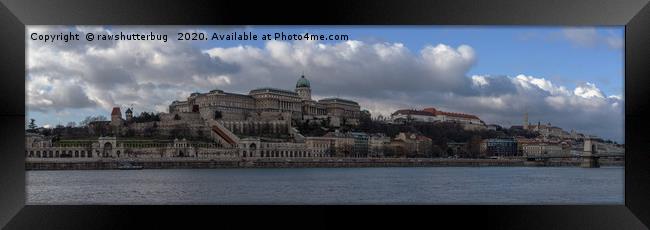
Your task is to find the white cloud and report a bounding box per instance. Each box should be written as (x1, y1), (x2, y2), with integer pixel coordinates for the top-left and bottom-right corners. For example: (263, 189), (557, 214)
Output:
(608, 95), (622, 100)
(605, 36), (623, 49)
(27, 74), (96, 111)
(203, 38), (475, 96)
(562, 27), (623, 50)
(471, 75), (489, 87)
(75, 26), (108, 33)
(512, 74), (570, 96)
(574, 82), (605, 99)
(209, 75), (232, 85)
(562, 28), (598, 47)
(420, 44), (475, 75)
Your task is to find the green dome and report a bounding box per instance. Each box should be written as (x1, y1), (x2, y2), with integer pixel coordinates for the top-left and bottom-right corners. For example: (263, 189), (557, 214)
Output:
(296, 75), (310, 88)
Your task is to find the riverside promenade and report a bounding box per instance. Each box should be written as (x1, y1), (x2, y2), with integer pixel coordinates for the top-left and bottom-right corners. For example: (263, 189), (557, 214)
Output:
(24, 157), (623, 170)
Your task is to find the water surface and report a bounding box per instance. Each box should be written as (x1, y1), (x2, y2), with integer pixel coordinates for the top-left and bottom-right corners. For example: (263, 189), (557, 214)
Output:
(27, 167), (624, 204)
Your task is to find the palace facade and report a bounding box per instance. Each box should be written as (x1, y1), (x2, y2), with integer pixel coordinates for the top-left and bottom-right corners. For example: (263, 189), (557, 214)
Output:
(169, 74), (361, 126)
(24, 75), (366, 160)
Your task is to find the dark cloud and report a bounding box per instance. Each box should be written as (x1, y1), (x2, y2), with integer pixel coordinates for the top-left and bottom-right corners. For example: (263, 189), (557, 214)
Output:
(470, 75), (518, 96)
(27, 26), (239, 113)
(27, 76), (96, 112)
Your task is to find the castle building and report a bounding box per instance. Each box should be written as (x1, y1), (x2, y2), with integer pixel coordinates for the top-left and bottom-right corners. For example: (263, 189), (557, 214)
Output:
(26, 75), (380, 161)
(168, 74), (360, 126)
(295, 75), (311, 100)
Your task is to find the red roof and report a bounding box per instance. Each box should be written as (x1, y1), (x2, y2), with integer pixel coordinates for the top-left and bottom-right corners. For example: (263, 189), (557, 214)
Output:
(111, 107), (121, 116)
(437, 111), (479, 119)
(423, 108), (438, 114)
(392, 109), (435, 117)
(423, 107), (479, 119)
(393, 107), (480, 120)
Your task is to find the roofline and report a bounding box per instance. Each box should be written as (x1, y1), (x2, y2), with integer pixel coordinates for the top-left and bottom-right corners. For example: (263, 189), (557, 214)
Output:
(318, 97), (359, 105)
(249, 87), (299, 96)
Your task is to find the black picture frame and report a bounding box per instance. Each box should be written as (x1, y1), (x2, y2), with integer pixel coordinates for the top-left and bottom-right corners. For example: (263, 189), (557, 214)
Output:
(1, 0), (649, 229)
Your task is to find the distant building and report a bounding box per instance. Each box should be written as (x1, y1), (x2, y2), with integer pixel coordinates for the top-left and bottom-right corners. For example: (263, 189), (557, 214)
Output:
(393, 132), (433, 157)
(322, 131), (356, 157)
(423, 107), (482, 126)
(369, 134), (391, 157)
(26, 132), (50, 149)
(305, 137), (335, 157)
(527, 121), (570, 139)
(481, 138), (518, 156)
(522, 142), (563, 156)
(390, 109), (439, 123)
(390, 107), (485, 130)
(515, 137), (537, 155)
(349, 132), (369, 157)
(387, 140), (407, 157)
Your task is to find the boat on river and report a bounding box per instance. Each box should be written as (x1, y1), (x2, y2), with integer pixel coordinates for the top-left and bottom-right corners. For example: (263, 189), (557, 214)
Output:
(118, 161), (143, 170)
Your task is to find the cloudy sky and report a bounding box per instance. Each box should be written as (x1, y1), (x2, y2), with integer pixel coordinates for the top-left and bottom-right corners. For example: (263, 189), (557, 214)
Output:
(26, 26), (624, 142)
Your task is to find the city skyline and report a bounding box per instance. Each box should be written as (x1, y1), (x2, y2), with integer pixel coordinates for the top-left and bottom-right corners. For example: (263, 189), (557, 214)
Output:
(26, 26), (624, 142)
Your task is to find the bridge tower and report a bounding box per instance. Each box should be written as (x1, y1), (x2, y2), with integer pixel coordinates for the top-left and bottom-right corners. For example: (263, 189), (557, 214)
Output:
(580, 138), (600, 168)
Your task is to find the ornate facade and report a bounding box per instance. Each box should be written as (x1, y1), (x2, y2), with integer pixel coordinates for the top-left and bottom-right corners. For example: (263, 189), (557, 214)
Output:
(25, 134), (238, 159)
(168, 74), (360, 126)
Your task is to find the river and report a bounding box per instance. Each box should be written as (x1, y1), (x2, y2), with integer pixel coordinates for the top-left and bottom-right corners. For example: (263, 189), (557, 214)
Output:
(26, 167), (623, 204)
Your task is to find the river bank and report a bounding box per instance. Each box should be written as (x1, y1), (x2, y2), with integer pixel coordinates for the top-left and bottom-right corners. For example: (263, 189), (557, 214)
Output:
(24, 157), (624, 170)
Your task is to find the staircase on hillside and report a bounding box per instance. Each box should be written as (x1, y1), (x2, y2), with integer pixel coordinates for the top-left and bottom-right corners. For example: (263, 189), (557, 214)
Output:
(207, 120), (240, 148)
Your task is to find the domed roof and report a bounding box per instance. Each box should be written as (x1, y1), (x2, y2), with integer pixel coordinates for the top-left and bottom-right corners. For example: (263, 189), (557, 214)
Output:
(296, 75), (310, 88)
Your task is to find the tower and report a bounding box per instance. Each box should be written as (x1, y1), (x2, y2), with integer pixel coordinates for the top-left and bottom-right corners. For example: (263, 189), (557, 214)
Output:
(580, 137), (600, 168)
(295, 74), (311, 101)
(583, 138), (594, 155)
(125, 108), (133, 121)
(523, 111), (529, 130)
(110, 107), (123, 126)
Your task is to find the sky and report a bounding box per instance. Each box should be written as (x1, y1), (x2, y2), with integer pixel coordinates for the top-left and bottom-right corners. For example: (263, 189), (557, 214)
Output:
(26, 26), (624, 142)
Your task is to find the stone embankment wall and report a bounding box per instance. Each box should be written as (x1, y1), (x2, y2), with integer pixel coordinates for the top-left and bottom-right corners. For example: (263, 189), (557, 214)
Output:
(25, 157), (623, 170)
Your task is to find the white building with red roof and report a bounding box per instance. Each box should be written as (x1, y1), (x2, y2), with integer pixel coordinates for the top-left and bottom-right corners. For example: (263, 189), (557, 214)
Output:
(390, 107), (485, 130)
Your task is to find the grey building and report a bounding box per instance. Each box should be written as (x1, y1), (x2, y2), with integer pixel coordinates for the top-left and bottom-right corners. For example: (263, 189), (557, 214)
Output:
(482, 138), (518, 156)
